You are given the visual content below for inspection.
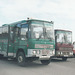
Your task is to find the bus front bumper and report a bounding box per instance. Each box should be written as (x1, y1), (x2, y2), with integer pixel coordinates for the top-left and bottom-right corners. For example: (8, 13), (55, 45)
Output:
(56, 51), (74, 58)
(26, 49), (55, 60)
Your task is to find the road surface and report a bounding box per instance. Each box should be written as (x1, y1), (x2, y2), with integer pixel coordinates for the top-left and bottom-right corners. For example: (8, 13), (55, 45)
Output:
(0, 58), (75, 75)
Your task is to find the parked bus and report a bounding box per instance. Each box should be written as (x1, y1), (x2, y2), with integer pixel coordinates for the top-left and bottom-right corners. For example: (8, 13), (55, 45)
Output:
(55, 29), (73, 61)
(73, 42), (75, 56)
(0, 19), (55, 66)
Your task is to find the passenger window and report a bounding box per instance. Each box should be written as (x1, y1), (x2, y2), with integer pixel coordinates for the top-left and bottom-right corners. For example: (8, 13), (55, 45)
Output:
(21, 28), (28, 40)
(2, 26), (8, 38)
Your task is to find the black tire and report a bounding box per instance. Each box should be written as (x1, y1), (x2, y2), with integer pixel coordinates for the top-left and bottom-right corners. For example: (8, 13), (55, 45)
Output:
(41, 59), (51, 65)
(0, 54), (3, 59)
(62, 57), (67, 61)
(73, 54), (75, 57)
(17, 52), (25, 66)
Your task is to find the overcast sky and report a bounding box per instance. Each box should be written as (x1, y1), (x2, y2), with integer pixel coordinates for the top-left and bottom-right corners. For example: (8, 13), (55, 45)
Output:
(0, 0), (75, 41)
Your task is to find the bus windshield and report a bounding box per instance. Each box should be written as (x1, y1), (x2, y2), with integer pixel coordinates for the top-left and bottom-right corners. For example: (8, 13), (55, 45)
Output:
(31, 21), (54, 40)
(56, 31), (72, 44)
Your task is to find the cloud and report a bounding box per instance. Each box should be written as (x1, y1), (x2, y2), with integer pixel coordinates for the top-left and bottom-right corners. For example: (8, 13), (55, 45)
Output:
(0, 0), (43, 22)
(0, 0), (75, 21)
(0, 0), (75, 26)
(0, 0), (75, 41)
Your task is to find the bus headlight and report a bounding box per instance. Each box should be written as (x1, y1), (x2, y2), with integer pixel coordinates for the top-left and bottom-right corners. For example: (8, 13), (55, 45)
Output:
(33, 50), (36, 54)
(70, 52), (73, 55)
(61, 52), (63, 55)
(58, 52), (60, 55)
(50, 51), (52, 54)
(52, 50), (55, 54)
(37, 50), (40, 54)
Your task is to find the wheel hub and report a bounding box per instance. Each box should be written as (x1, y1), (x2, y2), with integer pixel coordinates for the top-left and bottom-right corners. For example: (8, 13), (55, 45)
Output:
(18, 56), (23, 63)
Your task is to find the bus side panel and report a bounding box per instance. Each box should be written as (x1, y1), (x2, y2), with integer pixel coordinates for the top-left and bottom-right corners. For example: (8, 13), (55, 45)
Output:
(2, 39), (8, 56)
(14, 40), (28, 56)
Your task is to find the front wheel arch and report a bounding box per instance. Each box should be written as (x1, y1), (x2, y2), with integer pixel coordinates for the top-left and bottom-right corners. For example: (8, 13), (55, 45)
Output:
(17, 51), (25, 66)
(16, 49), (26, 66)
(16, 49), (25, 58)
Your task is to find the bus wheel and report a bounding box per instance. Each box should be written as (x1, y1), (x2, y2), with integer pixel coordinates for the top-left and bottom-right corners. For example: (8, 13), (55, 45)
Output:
(74, 54), (75, 57)
(62, 57), (67, 61)
(0, 54), (3, 59)
(17, 52), (25, 66)
(41, 59), (51, 65)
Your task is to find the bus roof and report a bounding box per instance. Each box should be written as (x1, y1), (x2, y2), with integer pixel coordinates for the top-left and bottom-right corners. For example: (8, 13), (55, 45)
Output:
(2, 20), (26, 27)
(55, 29), (72, 32)
(28, 19), (53, 23)
(2, 19), (53, 27)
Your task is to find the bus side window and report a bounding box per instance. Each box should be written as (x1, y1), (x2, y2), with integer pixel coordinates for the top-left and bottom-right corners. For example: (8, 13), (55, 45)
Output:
(21, 28), (28, 40)
(2, 26), (8, 38)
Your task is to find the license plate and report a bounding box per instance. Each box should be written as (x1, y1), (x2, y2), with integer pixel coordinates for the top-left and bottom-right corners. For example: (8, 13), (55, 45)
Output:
(42, 50), (49, 55)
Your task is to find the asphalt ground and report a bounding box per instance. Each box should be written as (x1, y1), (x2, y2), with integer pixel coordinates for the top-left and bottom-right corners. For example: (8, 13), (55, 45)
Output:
(0, 58), (75, 75)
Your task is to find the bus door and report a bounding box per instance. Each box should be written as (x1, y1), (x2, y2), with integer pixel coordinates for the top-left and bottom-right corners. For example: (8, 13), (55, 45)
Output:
(8, 26), (20, 57)
(14, 27), (20, 52)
